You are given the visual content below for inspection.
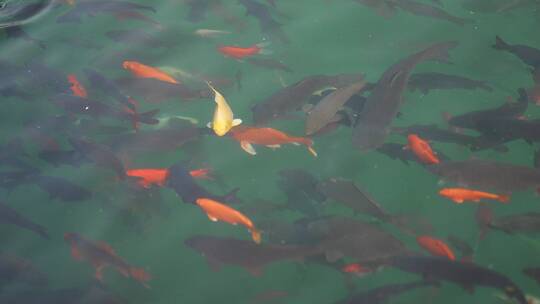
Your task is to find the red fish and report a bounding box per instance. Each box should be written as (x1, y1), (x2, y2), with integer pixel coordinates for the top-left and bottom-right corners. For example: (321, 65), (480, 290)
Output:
(416, 235), (455, 260)
(67, 74), (87, 98)
(229, 125), (317, 157)
(122, 61), (179, 84)
(126, 168), (211, 188)
(342, 263), (372, 276)
(407, 134), (439, 164)
(218, 42), (270, 59)
(439, 188), (510, 204)
(64, 233), (151, 288)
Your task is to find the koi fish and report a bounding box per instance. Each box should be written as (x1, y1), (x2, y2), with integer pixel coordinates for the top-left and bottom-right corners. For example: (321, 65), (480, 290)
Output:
(64, 233), (151, 288)
(126, 168), (212, 188)
(196, 198), (261, 244)
(67, 74), (87, 98)
(206, 82), (242, 136)
(122, 61), (179, 84)
(217, 42), (270, 59)
(416, 235), (455, 260)
(439, 188), (510, 204)
(229, 125), (317, 157)
(194, 29), (231, 38)
(406, 134), (439, 164)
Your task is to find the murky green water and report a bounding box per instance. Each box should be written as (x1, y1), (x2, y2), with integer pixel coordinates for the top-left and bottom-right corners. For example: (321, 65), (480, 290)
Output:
(1, 0), (540, 303)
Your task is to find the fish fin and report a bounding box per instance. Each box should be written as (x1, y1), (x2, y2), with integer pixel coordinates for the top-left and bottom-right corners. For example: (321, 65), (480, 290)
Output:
(307, 146), (318, 157)
(266, 144), (281, 149)
(240, 141), (257, 155)
(302, 103), (314, 113)
(493, 36), (509, 50)
(207, 214), (219, 222)
(94, 264), (106, 282)
(206, 122), (213, 129)
(291, 142), (300, 146)
(499, 195), (510, 203)
(71, 246), (83, 260)
(232, 118), (242, 126)
(453, 198), (464, 204)
(251, 229), (262, 244)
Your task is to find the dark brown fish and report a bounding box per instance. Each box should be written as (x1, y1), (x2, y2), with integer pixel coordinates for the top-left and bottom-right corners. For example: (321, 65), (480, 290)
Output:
(352, 41), (458, 151)
(408, 72), (492, 94)
(105, 29), (171, 48)
(246, 57), (293, 73)
(392, 0), (474, 26)
(428, 159), (540, 193)
(354, 0), (396, 18)
(184, 235), (318, 276)
(0, 254), (48, 287)
(523, 267), (540, 286)
(57, 0), (155, 23)
(475, 205), (493, 240)
(317, 178), (390, 221)
(252, 74), (363, 125)
(489, 212), (540, 235)
(493, 36), (540, 69)
(238, 0), (289, 44)
(5, 26), (46, 50)
(389, 255), (527, 304)
(30, 174), (92, 202)
(305, 79), (366, 136)
(278, 169), (326, 217)
(0, 200), (49, 239)
(69, 137), (126, 180)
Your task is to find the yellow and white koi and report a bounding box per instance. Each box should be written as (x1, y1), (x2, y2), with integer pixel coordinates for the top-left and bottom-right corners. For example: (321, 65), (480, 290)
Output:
(206, 82), (241, 136)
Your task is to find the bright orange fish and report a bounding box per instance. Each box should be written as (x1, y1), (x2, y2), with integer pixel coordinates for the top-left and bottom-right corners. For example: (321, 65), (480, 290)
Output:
(439, 188), (510, 204)
(67, 74), (87, 98)
(64, 232), (151, 288)
(218, 42), (269, 59)
(416, 235), (455, 260)
(122, 61), (179, 84)
(229, 125), (317, 157)
(407, 134), (439, 164)
(342, 263), (371, 276)
(196, 198), (261, 244)
(126, 168), (211, 188)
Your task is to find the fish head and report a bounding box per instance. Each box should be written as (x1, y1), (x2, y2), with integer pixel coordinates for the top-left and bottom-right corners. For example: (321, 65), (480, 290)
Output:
(212, 120), (232, 136)
(122, 61), (136, 70)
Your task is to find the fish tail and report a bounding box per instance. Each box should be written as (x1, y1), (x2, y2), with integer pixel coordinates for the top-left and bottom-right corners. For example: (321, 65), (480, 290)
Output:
(130, 267), (152, 288)
(256, 41), (272, 55)
(493, 36), (509, 50)
(498, 195), (510, 203)
(250, 229), (262, 244)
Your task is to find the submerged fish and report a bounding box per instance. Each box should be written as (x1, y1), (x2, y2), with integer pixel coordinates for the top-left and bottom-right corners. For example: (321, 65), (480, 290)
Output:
(218, 42), (270, 59)
(246, 57), (292, 73)
(439, 188), (509, 204)
(69, 137), (126, 180)
(489, 212), (540, 235)
(277, 169), (326, 216)
(64, 232), (151, 288)
(524, 267), (540, 286)
(238, 0), (289, 44)
(416, 235), (455, 260)
(446, 235), (474, 262)
(0, 200), (49, 239)
(407, 134), (440, 165)
(57, 1), (155, 23)
(206, 82), (242, 136)
(392, 0), (474, 26)
(114, 77), (211, 103)
(0, 254), (48, 288)
(390, 255), (527, 304)
(429, 160), (540, 193)
(408, 72), (492, 94)
(31, 174), (92, 202)
(493, 36), (540, 69)
(353, 41), (458, 151)
(185, 235), (317, 276)
(123, 61), (179, 84)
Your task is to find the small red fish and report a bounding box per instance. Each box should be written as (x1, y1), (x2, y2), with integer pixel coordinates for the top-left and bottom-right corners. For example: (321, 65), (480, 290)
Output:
(407, 134), (439, 164)
(342, 263), (371, 276)
(126, 168), (211, 188)
(439, 188), (510, 204)
(416, 235), (455, 260)
(122, 61), (179, 84)
(64, 232), (151, 288)
(67, 74), (87, 98)
(218, 42), (270, 59)
(229, 125), (317, 157)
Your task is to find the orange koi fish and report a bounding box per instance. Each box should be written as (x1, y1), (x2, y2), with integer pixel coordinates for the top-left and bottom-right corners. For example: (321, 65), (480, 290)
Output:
(229, 125), (317, 157)
(342, 263), (372, 276)
(122, 61), (179, 84)
(217, 42), (270, 59)
(439, 188), (510, 204)
(416, 235), (455, 261)
(407, 134), (439, 164)
(67, 74), (87, 98)
(64, 233), (151, 288)
(126, 168), (212, 188)
(196, 198), (261, 244)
